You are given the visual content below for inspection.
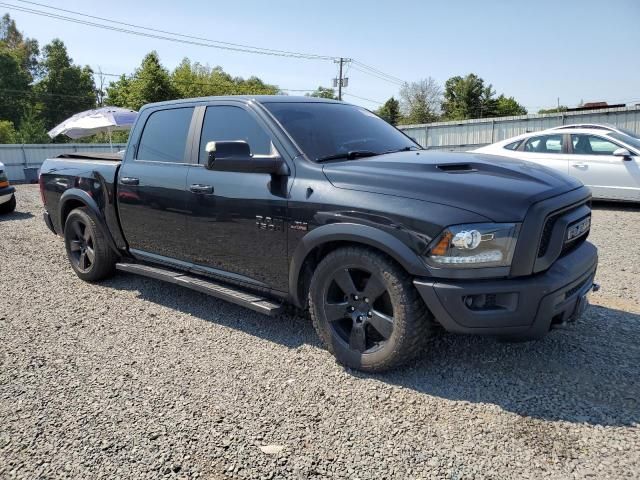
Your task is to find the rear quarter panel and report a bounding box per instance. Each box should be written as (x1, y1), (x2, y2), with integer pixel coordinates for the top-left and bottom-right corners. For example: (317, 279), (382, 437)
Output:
(40, 158), (124, 248)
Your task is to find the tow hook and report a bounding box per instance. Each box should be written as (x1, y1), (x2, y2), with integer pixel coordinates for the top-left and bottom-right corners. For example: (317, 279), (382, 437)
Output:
(591, 282), (601, 293)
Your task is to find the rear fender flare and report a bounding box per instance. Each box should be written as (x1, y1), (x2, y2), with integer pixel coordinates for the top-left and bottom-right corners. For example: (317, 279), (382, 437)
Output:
(59, 189), (120, 255)
(288, 223), (428, 307)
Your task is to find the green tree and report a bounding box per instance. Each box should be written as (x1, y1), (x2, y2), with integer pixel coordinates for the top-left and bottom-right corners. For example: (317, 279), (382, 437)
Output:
(399, 78), (441, 124)
(16, 104), (49, 143)
(538, 105), (568, 114)
(441, 73), (487, 120)
(106, 51), (177, 110)
(0, 48), (31, 126)
(307, 86), (337, 99)
(0, 120), (17, 143)
(171, 58), (278, 98)
(35, 39), (96, 130)
(0, 14), (39, 128)
(494, 94), (527, 116)
(0, 14), (39, 79)
(376, 97), (401, 125)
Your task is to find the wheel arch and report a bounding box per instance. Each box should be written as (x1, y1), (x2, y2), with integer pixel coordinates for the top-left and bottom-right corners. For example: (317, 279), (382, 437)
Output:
(288, 223), (428, 308)
(59, 189), (120, 255)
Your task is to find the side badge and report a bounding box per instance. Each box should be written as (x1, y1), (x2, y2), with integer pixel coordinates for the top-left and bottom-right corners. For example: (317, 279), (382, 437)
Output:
(290, 221), (308, 231)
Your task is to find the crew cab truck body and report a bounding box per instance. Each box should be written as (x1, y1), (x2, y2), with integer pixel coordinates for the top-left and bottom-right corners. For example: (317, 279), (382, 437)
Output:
(39, 96), (598, 371)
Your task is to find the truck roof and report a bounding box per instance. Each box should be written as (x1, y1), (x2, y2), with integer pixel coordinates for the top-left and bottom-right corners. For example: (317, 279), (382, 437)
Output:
(141, 95), (345, 111)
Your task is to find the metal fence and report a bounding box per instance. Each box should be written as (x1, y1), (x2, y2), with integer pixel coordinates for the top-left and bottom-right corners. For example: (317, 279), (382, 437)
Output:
(0, 143), (127, 182)
(397, 105), (640, 151)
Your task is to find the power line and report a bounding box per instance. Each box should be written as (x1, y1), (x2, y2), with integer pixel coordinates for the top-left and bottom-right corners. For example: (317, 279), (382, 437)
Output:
(1, 1), (337, 60)
(14, 0), (337, 60)
(5, 1), (409, 89)
(350, 65), (405, 87)
(343, 93), (384, 105)
(352, 60), (407, 85)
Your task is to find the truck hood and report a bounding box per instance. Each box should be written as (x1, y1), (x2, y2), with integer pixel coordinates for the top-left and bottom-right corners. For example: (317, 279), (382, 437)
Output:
(322, 151), (583, 222)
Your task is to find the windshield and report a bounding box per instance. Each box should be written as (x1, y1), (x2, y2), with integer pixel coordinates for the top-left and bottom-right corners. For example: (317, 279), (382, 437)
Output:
(263, 102), (419, 161)
(607, 132), (640, 152)
(615, 127), (640, 139)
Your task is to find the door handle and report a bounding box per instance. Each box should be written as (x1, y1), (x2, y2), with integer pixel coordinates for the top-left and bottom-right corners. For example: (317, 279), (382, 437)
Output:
(190, 184), (214, 194)
(572, 163), (588, 168)
(120, 177), (139, 185)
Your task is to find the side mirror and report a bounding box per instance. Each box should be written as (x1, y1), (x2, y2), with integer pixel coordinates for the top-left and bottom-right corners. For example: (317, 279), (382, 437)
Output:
(613, 147), (632, 160)
(205, 140), (289, 175)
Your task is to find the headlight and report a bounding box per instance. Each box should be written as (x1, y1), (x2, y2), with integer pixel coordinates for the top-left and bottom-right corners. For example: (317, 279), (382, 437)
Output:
(425, 223), (520, 268)
(0, 171), (8, 187)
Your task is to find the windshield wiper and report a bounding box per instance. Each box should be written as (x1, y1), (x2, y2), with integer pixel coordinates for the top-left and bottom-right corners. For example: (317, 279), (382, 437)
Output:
(316, 150), (379, 162)
(381, 146), (422, 154)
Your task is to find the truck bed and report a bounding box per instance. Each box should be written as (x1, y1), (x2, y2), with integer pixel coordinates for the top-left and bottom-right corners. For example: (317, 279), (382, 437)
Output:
(56, 152), (123, 161)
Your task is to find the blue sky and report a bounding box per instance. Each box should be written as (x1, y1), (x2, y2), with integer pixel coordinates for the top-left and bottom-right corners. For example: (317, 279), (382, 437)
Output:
(4, 0), (639, 112)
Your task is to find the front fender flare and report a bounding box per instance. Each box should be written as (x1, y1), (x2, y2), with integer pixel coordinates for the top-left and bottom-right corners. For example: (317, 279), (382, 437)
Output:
(288, 223), (428, 307)
(59, 189), (120, 255)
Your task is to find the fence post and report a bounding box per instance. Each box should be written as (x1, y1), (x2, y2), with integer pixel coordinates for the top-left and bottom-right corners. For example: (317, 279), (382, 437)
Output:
(424, 126), (429, 149)
(21, 144), (27, 167)
(491, 120), (496, 143)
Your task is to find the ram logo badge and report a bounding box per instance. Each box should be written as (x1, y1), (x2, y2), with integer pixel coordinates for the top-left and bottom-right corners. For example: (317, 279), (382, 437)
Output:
(566, 216), (590, 242)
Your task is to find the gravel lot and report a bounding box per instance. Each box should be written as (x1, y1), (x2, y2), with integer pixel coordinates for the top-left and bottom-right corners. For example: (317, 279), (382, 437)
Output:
(1, 185), (639, 479)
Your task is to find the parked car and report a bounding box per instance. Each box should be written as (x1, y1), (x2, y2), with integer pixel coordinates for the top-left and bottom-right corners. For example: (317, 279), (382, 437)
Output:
(549, 123), (640, 140)
(39, 96), (598, 371)
(474, 127), (640, 202)
(0, 161), (16, 214)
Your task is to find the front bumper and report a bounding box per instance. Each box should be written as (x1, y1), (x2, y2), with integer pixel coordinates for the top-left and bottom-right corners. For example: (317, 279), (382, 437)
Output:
(414, 241), (598, 339)
(0, 185), (15, 204)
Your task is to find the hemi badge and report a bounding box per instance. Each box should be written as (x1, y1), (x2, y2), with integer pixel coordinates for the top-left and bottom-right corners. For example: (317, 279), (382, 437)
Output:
(566, 216), (590, 242)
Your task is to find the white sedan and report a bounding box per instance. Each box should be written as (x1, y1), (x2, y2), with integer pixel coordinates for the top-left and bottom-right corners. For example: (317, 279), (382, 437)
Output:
(474, 127), (640, 202)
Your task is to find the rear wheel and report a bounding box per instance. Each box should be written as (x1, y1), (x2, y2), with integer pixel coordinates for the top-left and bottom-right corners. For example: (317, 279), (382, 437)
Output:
(309, 246), (435, 372)
(64, 207), (116, 282)
(0, 194), (16, 214)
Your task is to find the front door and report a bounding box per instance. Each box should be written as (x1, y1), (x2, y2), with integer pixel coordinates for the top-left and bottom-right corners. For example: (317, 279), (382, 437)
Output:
(568, 134), (640, 201)
(185, 104), (291, 292)
(117, 106), (195, 262)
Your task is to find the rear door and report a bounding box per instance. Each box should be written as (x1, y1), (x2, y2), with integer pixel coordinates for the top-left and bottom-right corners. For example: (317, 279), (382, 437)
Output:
(568, 134), (640, 201)
(117, 106), (197, 262)
(184, 103), (291, 292)
(516, 134), (569, 174)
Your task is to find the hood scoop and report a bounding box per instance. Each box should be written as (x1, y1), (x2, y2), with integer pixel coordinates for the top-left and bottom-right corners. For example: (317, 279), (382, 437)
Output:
(437, 163), (477, 173)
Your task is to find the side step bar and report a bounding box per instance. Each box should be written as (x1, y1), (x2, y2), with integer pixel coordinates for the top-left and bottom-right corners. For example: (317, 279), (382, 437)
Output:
(116, 263), (284, 316)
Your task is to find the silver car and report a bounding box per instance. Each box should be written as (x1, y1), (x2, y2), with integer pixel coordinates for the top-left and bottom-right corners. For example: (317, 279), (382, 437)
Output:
(475, 127), (640, 202)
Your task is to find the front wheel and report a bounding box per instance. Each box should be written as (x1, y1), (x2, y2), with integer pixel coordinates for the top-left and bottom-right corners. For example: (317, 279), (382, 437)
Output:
(309, 246), (435, 372)
(64, 207), (117, 282)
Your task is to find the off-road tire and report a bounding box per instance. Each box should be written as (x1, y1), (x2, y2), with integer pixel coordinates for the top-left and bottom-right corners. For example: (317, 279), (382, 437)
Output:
(64, 207), (117, 282)
(309, 246), (435, 372)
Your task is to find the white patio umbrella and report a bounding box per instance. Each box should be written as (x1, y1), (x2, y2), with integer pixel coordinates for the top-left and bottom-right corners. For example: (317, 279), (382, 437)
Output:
(47, 107), (138, 151)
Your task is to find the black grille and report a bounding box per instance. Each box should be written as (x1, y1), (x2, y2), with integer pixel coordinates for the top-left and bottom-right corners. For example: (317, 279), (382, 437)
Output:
(537, 213), (559, 257)
(537, 203), (590, 259)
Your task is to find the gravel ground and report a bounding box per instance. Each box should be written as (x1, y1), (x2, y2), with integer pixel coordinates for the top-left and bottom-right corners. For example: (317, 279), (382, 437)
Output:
(1, 185), (639, 479)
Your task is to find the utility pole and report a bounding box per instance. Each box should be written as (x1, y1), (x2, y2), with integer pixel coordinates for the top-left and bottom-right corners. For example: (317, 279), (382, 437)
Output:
(333, 58), (350, 101)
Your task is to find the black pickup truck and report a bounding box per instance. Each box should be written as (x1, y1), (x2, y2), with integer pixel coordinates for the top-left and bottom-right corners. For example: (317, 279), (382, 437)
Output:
(40, 96), (598, 371)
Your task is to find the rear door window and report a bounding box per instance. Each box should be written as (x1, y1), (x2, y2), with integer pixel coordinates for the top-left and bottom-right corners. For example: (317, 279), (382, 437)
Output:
(137, 107), (194, 163)
(523, 134), (564, 153)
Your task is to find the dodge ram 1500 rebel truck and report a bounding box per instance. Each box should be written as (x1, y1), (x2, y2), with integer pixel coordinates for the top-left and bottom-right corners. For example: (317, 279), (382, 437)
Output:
(40, 96), (598, 372)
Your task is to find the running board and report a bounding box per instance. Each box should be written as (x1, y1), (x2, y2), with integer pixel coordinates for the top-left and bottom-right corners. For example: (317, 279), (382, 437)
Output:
(115, 263), (284, 316)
